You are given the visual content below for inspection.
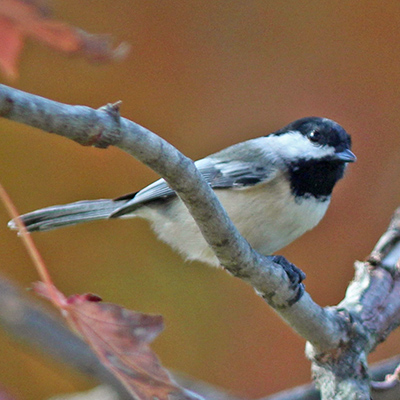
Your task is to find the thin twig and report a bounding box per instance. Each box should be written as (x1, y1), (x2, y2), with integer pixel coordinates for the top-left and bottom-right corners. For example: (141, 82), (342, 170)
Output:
(0, 182), (62, 305)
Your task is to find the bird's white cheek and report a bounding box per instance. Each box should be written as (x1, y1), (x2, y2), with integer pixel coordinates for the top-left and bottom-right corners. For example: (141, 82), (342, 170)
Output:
(257, 132), (335, 161)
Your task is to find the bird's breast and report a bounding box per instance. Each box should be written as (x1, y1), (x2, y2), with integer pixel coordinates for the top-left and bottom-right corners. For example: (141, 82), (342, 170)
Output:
(136, 176), (330, 266)
(218, 176), (330, 255)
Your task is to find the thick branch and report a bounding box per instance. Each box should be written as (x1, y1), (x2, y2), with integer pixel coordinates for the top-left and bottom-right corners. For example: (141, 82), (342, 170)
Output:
(262, 356), (400, 400)
(0, 84), (345, 350)
(0, 272), (398, 400)
(4, 84), (400, 399)
(305, 208), (400, 399)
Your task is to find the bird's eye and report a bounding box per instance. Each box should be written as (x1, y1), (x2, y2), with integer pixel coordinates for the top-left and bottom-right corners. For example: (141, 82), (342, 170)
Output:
(307, 130), (321, 143)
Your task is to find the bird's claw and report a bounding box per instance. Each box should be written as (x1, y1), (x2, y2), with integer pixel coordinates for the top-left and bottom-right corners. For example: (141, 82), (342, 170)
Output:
(271, 255), (306, 288)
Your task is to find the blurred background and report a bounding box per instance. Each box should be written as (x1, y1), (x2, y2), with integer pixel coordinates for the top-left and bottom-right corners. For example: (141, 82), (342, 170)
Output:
(1, 1), (400, 399)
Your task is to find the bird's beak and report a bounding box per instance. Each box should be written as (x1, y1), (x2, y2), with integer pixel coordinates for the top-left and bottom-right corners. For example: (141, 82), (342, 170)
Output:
(334, 148), (357, 163)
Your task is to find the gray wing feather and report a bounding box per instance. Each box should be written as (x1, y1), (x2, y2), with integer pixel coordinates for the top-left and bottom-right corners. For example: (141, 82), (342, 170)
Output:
(111, 138), (277, 217)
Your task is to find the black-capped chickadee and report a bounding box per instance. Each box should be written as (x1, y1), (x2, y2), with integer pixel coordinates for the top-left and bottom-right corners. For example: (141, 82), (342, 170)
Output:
(8, 117), (356, 267)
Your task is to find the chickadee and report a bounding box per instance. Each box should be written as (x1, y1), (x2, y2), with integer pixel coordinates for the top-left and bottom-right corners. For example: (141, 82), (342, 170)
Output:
(8, 117), (355, 267)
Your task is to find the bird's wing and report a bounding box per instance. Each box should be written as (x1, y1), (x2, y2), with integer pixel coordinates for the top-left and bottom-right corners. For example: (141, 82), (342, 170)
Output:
(112, 138), (278, 217)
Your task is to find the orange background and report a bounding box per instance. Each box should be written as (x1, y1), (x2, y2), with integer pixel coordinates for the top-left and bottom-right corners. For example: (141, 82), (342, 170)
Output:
(1, 1), (400, 399)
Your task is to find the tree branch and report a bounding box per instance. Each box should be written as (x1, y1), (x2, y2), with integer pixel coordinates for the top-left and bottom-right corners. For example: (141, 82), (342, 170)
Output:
(0, 83), (345, 350)
(2, 84), (400, 399)
(0, 271), (399, 400)
(305, 208), (400, 399)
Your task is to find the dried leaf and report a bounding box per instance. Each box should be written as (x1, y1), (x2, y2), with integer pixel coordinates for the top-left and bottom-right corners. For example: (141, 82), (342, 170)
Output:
(34, 282), (194, 400)
(0, 16), (23, 79)
(0, 183), (195, 400)
(0, 0), (130, 78)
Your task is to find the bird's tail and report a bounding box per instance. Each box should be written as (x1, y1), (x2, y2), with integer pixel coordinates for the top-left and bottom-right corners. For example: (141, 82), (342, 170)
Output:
(7, 199), (128, 233)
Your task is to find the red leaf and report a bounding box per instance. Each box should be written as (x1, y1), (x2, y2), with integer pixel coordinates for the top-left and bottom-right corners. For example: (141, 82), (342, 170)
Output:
(34, 282), (194, 400)
(0, 0), (129, 78)
(0, 16), (23, 79)
(0, 184), (194, 400)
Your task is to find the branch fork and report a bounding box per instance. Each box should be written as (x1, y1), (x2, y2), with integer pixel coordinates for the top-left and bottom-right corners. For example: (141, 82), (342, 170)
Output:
(2, 83), (400, 399)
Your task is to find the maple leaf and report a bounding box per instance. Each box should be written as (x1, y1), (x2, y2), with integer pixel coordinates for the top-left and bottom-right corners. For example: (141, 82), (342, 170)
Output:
(34, 282), (195, 400)
(0, 0), (129, 79)
(0, 183), (198, 400)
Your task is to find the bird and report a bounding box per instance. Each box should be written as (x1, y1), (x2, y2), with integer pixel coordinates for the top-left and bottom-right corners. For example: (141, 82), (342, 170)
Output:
(8, 117), (356, 267)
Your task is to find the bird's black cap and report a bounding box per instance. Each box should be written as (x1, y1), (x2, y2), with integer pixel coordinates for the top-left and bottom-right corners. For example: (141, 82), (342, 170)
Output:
(274, 117), (353, 154)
